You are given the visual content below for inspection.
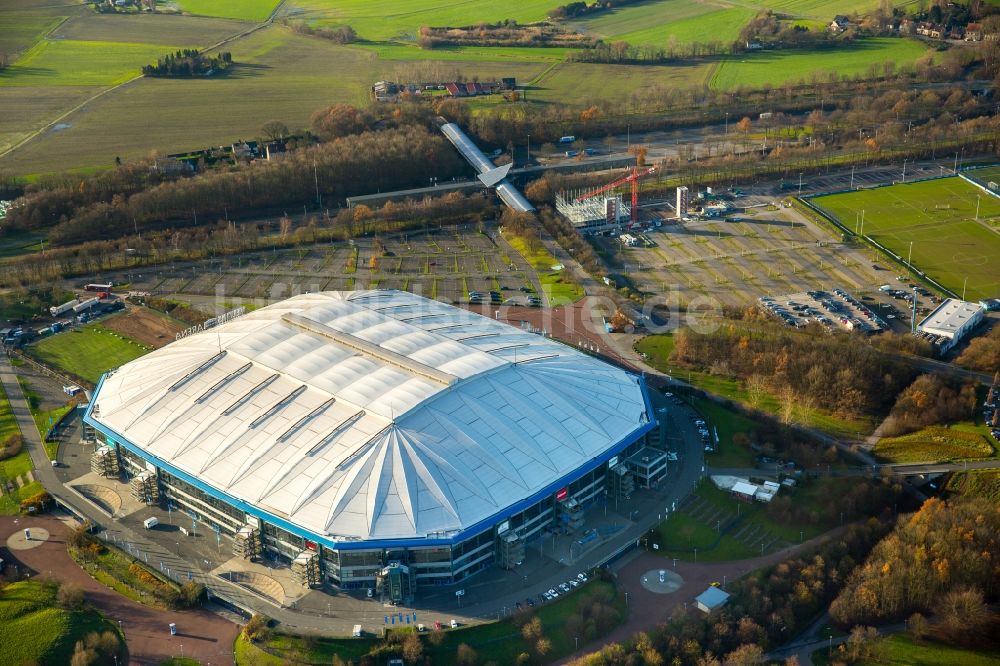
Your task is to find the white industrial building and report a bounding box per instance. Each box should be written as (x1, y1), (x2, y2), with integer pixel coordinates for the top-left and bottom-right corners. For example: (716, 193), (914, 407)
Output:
(916, 298), (984, 351)
(84, 291), (656, 599)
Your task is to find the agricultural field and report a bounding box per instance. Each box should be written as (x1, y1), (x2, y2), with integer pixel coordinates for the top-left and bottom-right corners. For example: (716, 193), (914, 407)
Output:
(50, 12), (251, 45)
(874, 425), (995, 463)
(530, 61), (714, 105)
(811, 177), (1000, 301)
(2, 39), (176, 86)
(27, 324), (152, 385)
(711, 38), (931, 90)
(572, 1), (755, 48)
(285, 0), (556, 42)
(168, 0), (281, 22)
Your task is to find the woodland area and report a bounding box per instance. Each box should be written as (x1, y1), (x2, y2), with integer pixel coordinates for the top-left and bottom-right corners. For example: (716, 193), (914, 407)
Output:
(418, 22), (594, 49)
(669, 323), (916, 421)
(880, 374), (979, 437)
(141, 50), (232, 77)
(830, 497), (1000, 634)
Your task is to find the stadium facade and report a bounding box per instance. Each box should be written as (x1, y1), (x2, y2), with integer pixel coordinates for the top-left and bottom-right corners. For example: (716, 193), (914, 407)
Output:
(84, 291), (657, 598)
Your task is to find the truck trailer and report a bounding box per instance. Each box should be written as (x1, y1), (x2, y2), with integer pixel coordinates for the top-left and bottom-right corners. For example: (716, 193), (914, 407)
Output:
(49, 300), (79, 317)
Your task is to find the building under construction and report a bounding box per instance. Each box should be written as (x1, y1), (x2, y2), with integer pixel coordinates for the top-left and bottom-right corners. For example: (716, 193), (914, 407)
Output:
(555, 191), (629, 231)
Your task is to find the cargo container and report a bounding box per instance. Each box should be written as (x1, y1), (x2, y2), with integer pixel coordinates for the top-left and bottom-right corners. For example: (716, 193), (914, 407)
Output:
(73, 297), (99, 313)
(50, 300), (79, 317)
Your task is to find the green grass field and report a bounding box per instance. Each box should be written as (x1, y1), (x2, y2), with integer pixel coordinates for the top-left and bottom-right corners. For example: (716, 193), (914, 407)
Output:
(946, 468), (1000, 502)
(287, 0), (555, 42)
(811, 176), (1000, 300)
(172, 0), (280, 22)
(51, 12), (251, 45)
(814, 634), (1000, 666)
(711, 38), (930, 90)
(0, 39), (177, 86)
(875, 425), (995, 463)
(0, 580), (123, 665)
(574, 1), (754, 49)
(0, 377), (32, 494)
(28, 325), (150, 385)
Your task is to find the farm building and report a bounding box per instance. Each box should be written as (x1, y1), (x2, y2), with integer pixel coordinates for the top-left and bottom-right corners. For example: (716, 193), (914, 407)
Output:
(916, 298), (984, 352)
(84, 291), (656, 599)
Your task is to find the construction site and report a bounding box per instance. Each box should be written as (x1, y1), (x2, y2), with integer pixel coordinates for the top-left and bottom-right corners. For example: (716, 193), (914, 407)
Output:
(555, 166), (659, 232)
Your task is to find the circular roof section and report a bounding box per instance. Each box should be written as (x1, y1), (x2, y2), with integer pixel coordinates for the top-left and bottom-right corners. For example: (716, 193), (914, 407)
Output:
(90, 291), (651, 544)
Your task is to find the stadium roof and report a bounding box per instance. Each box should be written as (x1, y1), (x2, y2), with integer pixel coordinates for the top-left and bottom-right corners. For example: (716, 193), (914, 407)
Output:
(89, 291), (650, 545)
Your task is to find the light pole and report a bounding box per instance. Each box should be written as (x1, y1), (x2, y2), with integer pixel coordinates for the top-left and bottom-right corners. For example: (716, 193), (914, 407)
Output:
(902, 158), (907, 183)
(627, 124), (631, 149)
(725, 112), (729, 136)
(963, 276), (968, 300)
(798, 172), (803, 195)
(850, 165), (855, 189)
(975, 194), (981, 221)
(907, 240), (913, 267)
(526, 134), (530, 165)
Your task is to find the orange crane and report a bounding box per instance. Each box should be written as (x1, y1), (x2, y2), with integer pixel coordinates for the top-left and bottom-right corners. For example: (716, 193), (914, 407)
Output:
(574, 166), (656, 226)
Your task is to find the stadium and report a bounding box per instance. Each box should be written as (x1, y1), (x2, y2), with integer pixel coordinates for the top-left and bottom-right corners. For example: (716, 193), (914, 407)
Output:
(83, 291), (656, 600)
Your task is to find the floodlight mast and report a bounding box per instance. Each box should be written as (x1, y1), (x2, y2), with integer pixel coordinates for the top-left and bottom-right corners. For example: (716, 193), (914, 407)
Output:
(574, 166), (657, 226)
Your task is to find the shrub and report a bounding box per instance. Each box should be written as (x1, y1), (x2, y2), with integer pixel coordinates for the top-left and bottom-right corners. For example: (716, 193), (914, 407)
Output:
(56, 583), (86, 610)
(243, 614), (272, 643)
(0, 433), (22, 459)
(20, 489), (52, 513)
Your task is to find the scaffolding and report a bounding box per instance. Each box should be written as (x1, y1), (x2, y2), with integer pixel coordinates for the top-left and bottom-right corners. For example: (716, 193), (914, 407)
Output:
(233, 525), (262, 560)
(129, 470), (159, 504)
(555, 191), (629, 231)
(90, 445), (120, 478)
(291, 550), (320, 587)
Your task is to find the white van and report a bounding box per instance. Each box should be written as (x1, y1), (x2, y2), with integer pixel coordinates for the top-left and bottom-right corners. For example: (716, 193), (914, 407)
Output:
(143, 517), (159, 529)
(352, 624), (362, 638)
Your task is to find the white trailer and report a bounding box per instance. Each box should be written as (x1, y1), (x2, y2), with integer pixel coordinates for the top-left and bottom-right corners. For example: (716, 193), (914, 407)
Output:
(73, 297), (99, 314)
(50, 300), (79, 317)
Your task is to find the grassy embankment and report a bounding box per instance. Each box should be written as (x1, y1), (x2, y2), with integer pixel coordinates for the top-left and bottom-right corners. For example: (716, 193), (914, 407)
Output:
(636, 333), (872, 440)
(0, 580), (124, 665)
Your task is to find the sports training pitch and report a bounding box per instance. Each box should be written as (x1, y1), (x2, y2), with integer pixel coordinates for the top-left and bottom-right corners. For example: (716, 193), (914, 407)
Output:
(810, 176), (1000, 301)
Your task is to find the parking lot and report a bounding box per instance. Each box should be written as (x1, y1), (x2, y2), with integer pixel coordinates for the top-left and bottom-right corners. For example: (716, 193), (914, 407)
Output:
(758, 287), (888, 334)
(593, 203), (885, 312)
(81, 226), (545, 308)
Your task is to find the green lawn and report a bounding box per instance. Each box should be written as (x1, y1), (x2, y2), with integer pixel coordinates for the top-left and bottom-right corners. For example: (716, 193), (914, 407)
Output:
(811, 176), (1000, 300)
(691, 397), (757, 468)
(711, 38), (930, 90)
(875, 425), (995, 463)
(355, 42), (571, 63)
(0, 39), (178, 86)
(814, 634), (1000, 666)
(650, 510), (756, 562)
(238, 578), (625, 664)
(28, 325), (151, 385)
(0, 580), (123, 666)
(539, 271), (584, 306)
(173, 0), (280, 21)
(0, 379), (31, 488)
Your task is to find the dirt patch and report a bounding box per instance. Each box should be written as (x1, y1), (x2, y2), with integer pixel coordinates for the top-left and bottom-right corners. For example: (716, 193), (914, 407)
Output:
(102, 306), (186, 349)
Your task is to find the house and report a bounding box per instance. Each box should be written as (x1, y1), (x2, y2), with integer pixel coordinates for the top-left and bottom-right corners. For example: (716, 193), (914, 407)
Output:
(829, 15), (850, 32)
(695, 586), (731, 613)
(949, 26), (966, 40)
(264, 141), (287, 161)
(500, 77), (516, 90)
(445, 82), (464, 97)
(731, 480), (758, 503)
(916, 22), (944, 39)
(966, 23), (983, 41)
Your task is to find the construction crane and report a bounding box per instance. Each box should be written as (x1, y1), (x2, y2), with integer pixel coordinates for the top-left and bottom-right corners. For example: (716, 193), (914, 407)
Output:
(574, 166), (656, 226)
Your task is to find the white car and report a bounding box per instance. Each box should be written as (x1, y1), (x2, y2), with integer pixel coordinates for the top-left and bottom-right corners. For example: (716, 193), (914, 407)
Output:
(577, 573), (588, 582)
(559, 583), (571, 593)
(548, 588), (558, 598)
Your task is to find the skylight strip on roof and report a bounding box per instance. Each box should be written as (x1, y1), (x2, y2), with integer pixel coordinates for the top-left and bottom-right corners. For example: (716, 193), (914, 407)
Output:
(195, 362), (252, 404)
(278, 397), (336, 443)
(168, 351), (227, 392)
(249, 385), (308, 429)
(512, 353), (560, 365)
(282, 313), (457, 386)
(335, 423), (391, 469)
(221, 373), (279, 416)
(307, 410), (366, 457)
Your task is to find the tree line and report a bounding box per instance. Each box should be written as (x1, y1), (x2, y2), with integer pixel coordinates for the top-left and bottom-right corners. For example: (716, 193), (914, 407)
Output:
(5, 126), (467, 246)
(141, 50), (232, 77)
(880, 373), (978, 437)
(283, 20), (357, 44)
(418, 22), (594, 49)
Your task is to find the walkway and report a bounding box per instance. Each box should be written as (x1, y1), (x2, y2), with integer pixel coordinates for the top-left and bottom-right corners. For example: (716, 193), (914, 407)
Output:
(0, 515), (238, 666)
